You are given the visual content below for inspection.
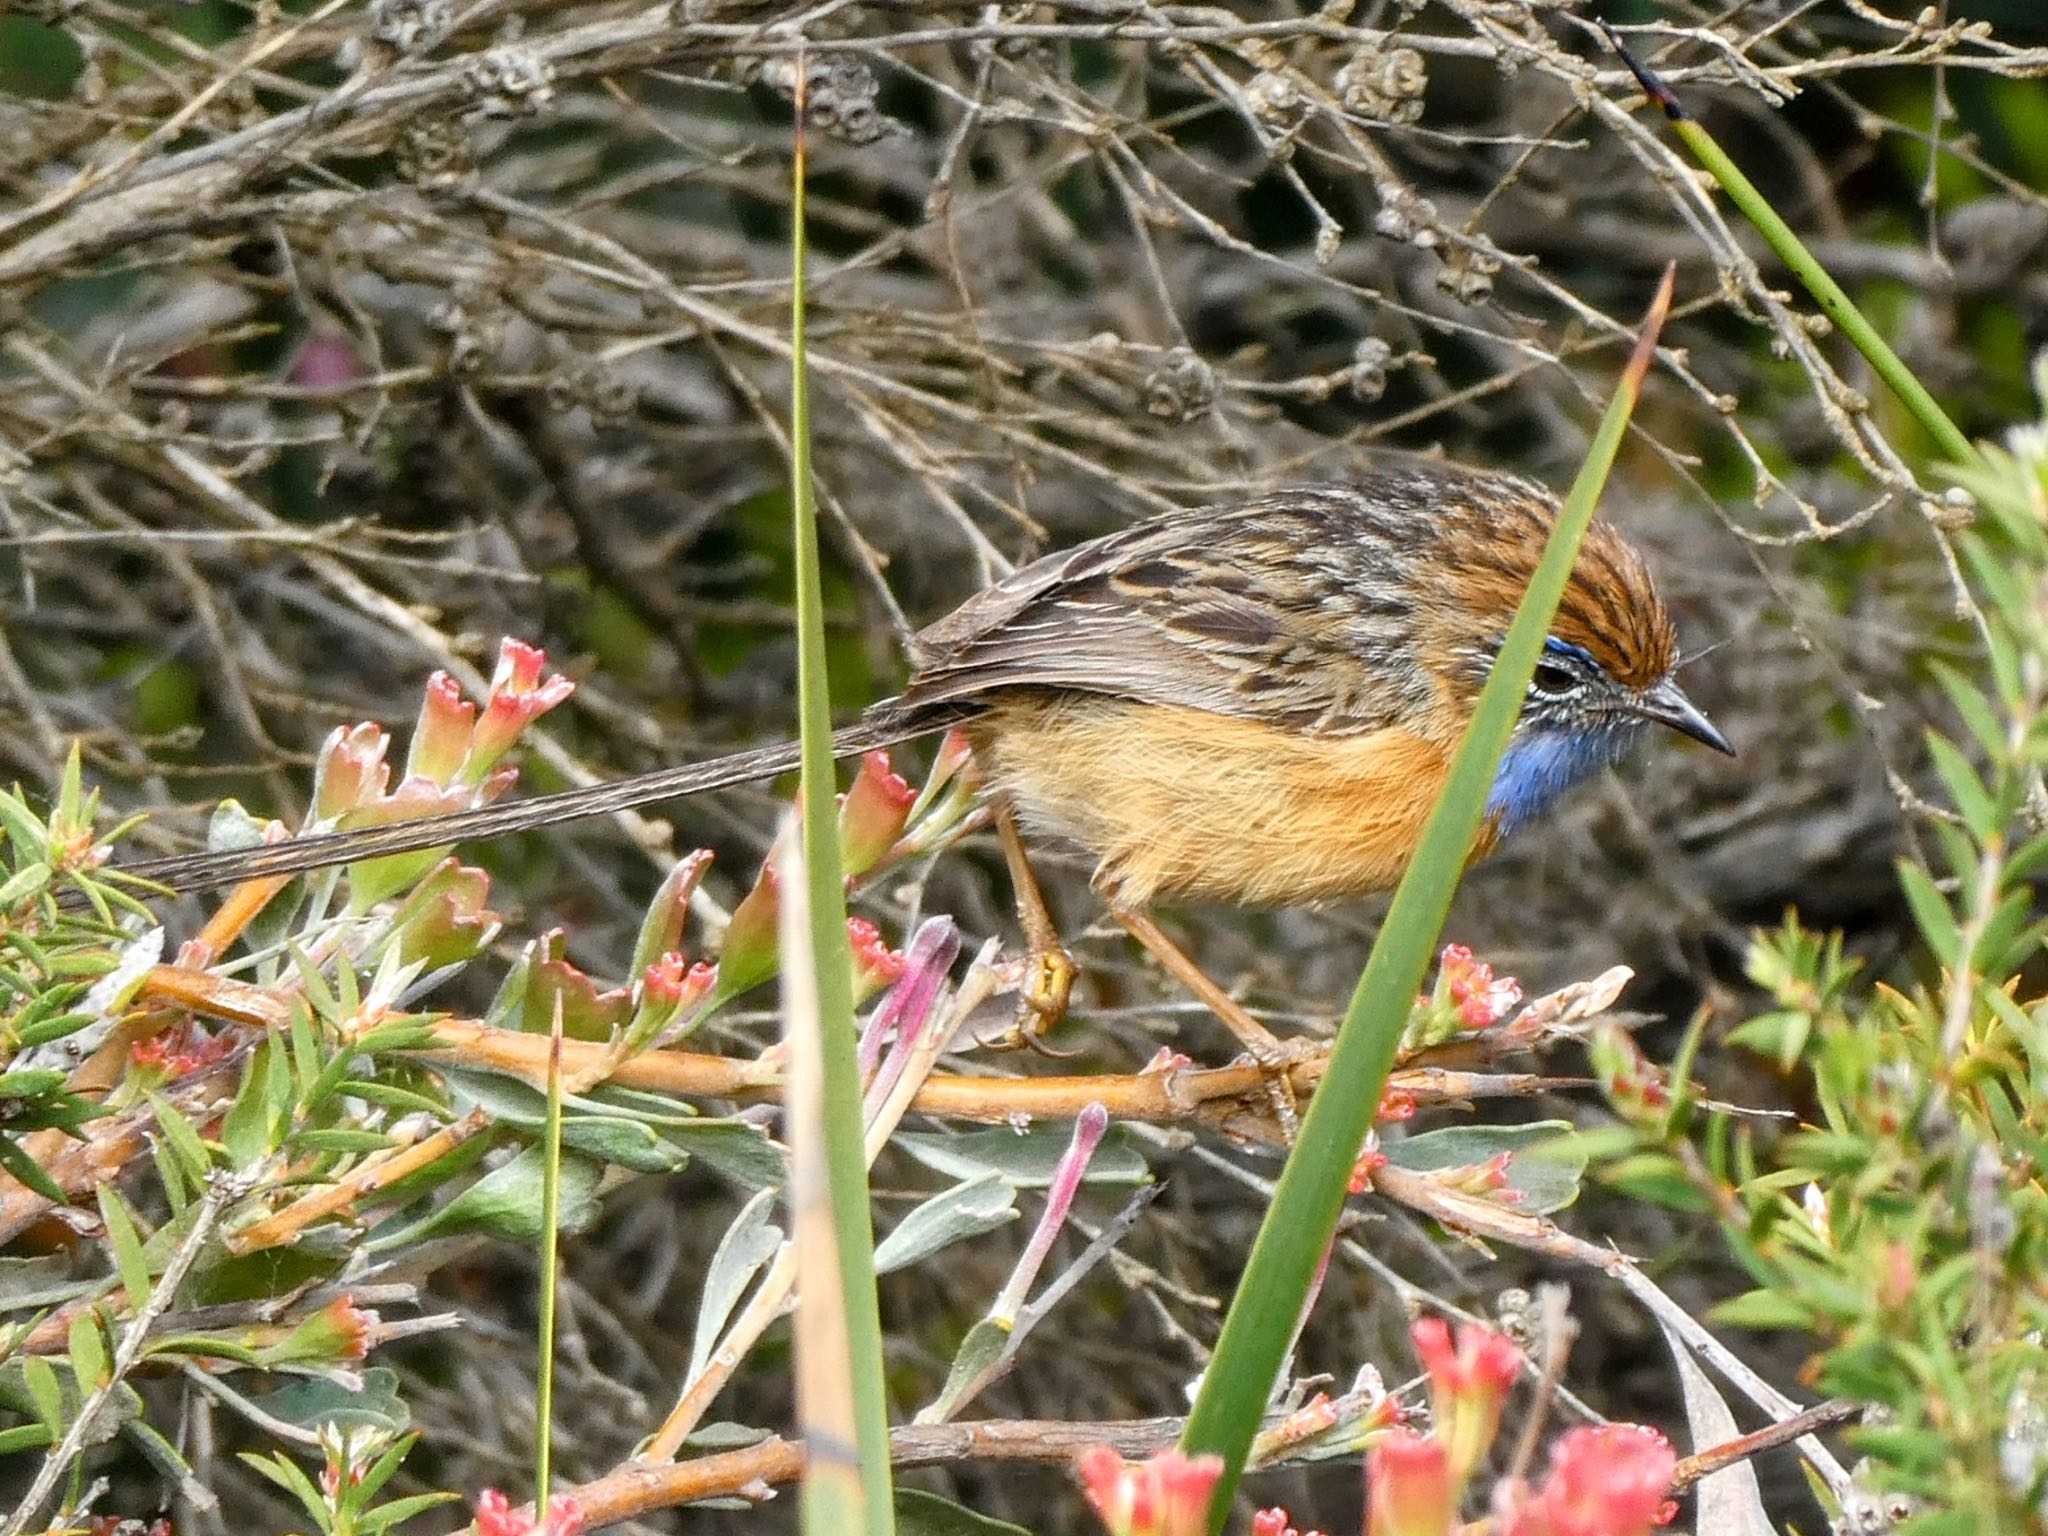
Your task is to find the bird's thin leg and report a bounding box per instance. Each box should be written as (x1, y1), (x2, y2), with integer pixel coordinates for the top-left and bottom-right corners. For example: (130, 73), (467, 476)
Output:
(1112, 907), (1305, 1139)
(1111, 907), (1285, 1059)
(993, 797), (1077, 1045)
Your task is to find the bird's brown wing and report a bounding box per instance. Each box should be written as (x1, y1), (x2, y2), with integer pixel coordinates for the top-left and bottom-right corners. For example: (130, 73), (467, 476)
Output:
(902, 484), (1437, 737)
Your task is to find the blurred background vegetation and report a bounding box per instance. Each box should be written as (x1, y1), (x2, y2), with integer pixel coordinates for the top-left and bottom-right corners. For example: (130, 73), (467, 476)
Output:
(3, 1), (2048, 1531)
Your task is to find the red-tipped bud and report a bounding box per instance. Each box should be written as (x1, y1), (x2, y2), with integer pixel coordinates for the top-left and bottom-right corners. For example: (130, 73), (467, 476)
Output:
(259, 1295), (380, 1367)
(406, 672), (475, 786)
(1365, 1428), (1457, 1536)
(839, 750), (916, 877)
(715, 860), (782, 999)
(1077, 1445), (1221, 1536)
(314, 722), (392, 820)
(465, 639), (574, 783)
(1412, 1317), (1521, 1484)
(630, 849), (714, 980)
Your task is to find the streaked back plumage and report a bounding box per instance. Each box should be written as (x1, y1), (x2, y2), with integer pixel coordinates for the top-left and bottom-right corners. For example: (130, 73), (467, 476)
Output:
(904, 464), (1677, 748)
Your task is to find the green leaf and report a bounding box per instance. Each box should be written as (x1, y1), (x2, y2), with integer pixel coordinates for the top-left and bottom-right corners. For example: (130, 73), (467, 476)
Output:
(1709, 1289), (1814, 1330)
(68, 1306), (107, 1392)
(360, 1492), (462, 1534)
(96, 1186), (153, 1308)
(222, 1038), (282, 1169)
(922, 1317), (1013, 1425)
(1383, 1121), (1585, 1215)
(367, 1147), (602, 1250)
(874, 1174), (1019, 1274)
(691, 1188), (783, 1382)
(147, 1093), (214, 1186)
(253, 1367), (412, 1432)
(0, 1423), (53, 1455)
(239, 1448), (331, 1529)
(1897, 861), (1960, 965)
(1924, 733), (1999, 838)
(787, 120), (893, 1536)
(894, 1490), (1035, 1536)
(21, 1354), (64, 1433)
(896, 1128), (1150, 1189)
(292, 1129), (400, 1155)
(0, 1138), (65, 1204)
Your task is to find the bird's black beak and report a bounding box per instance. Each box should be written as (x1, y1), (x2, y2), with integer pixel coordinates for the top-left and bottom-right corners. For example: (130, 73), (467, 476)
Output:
(1637, 677), (1734, 756)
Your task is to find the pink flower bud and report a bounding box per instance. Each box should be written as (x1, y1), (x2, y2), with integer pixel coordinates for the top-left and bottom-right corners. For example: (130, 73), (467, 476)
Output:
(1365, 1428), (1457, 1536)
(1432, 1151), (1522, 1206)
(407, 672), (475, 786)
(390, 862), (502, 971)
(313, 723), (392, 820)
(839, 750), (916, 877)
(1497, 1424), (1676, 1536)
(1077, 1445), (1221, 1536)
(1412, 1317), (1521, 1485)
(465, 639), (575, 783)
(1589, 1021), (1672, 1129)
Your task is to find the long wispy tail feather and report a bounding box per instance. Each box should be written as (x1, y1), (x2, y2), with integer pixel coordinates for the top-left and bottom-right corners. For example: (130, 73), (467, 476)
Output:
(103, 705), (944, 899)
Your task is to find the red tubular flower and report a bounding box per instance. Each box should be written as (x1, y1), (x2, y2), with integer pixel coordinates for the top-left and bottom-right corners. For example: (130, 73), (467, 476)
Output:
(839, 749), (917, 877)
(1077, 1445), (1222, 1536)
(1364, 1428), (1457, 1536)
(1497, 1424), (1676, 1536)
(1412, 1317), (1521, 1484)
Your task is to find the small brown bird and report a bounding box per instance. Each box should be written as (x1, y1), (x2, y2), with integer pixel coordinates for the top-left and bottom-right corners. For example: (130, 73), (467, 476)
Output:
(113, 464), (1729, 1051)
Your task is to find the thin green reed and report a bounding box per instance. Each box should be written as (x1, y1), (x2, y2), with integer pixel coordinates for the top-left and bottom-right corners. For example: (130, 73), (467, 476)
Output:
(1179, 272), (1676, 1527)
(787, 62), (897, 1536)
(1602, 26), (1978, 471)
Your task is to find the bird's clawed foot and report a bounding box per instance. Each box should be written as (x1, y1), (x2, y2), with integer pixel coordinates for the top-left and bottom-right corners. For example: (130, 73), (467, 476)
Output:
(981, 941), (1082, 1056)
(1240, 1033), (1321, 1144)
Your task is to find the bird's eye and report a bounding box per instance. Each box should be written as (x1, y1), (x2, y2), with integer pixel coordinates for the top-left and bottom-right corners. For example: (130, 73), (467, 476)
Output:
(1529, 662), (1578, 698)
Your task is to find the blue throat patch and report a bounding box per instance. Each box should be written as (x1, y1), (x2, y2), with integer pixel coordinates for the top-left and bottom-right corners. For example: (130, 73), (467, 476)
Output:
(1485, 724), (1638, 836)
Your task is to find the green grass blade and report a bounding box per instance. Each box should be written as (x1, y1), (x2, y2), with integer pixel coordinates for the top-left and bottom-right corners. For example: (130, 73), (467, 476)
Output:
(787, 64), (895, 1536)
(1178, 270), (1678, 1525)
(1601, 27), (1977, 471)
